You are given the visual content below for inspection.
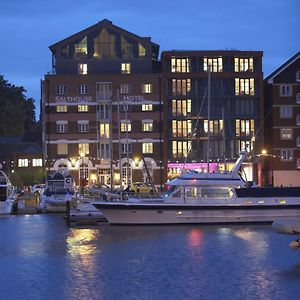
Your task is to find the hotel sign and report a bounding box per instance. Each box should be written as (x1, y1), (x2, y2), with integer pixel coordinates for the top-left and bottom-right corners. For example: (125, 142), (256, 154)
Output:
(55, 96), (93, 103)
(123, 95), (144, 102)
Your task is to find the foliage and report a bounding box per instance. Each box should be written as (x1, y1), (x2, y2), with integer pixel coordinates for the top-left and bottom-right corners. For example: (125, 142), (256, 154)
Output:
(0, 75), (37, 136)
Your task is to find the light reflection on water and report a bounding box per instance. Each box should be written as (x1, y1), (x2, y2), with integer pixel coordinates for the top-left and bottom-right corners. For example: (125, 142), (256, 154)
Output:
(1, 215), (300, 300)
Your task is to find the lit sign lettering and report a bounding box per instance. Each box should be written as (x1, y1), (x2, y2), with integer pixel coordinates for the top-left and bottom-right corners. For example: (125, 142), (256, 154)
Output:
(123, 95), (144, 102)
(55, 96), (93, 103)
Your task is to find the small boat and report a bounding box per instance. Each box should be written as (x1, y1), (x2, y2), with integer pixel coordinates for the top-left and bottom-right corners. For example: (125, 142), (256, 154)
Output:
(92, 152), (300, 225)
(39, 172), (75, 212)
(0, 168), (17, 215)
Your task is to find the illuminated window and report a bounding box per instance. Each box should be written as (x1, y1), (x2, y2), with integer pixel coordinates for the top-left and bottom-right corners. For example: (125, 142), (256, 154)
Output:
(18, 159), (28, 167)
(171, 57), (190, 73)
(280, 106), (292, 118)
(57, 144), (68, 155)
(142, 120), (153, 132)
(142, 143), (153, 154)
(78, 85), (88, 94)
(142, 104), (153, 111)
(281, 149), (293, 161)
(100, 123), (110, 138)
(32, 159), (43, 167)
(78, 120), (89, 133)
(141, 83), (152, 94)
(74, 36), (87, 59)
(56, 121), (68, 133)
(56, 105), (67, 112)
(79, 143), (89, 156)
(235, 78), (255, 95)
(280, 85), (292, 96)
(172, 141), (190, 158)
(234, 58), (254, 72)
(121, 63), (131, 74)
(56, 85), (67, 94)
(203, 57), (223, 72)
(172, 79), (191, 96)
(172, 120), (192, 137)
(204, 120), (224, 135)
(281, 128), (292, 140)
(121, 120), (131, 132)
(78, 63), (87, 75)
(172, 99), (191, 116)
(138, 43), (146, 57)
(235, 119), (255, 137)
(236, 140), (253, 153)
(78, 105), (88, 112)
(120, 83), (131, 94)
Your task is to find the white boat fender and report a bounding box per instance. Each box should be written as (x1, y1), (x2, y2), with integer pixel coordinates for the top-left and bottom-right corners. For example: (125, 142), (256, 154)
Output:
(289, 239), (300, 250)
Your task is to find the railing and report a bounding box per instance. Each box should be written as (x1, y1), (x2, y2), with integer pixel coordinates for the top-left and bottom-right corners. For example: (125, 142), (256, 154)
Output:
(96, 91), (112, 101)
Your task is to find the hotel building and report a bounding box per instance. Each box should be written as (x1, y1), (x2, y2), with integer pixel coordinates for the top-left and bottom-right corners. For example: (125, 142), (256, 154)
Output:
(42, 19), (163, 187)
(264, 51), (300, 186)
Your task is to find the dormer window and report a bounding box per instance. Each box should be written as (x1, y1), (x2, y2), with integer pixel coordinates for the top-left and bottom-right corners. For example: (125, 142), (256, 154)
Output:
(78, 63), (87, 75)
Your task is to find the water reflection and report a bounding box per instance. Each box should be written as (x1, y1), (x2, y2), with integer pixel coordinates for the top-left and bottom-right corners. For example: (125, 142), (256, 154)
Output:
(187, 228), (203, 249)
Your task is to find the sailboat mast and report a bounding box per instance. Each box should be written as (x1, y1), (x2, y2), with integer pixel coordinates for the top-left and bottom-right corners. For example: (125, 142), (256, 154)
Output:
(207, 66), (211, 173)
(222, 107), (227, 171)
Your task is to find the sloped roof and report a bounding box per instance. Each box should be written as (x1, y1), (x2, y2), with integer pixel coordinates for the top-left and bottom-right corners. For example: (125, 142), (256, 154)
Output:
(49, 19), (158, 52)
(265, 51), (300, 84)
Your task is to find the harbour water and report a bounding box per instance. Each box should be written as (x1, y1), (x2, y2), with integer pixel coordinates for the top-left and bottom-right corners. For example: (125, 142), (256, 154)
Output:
(1, 215), (300, 300)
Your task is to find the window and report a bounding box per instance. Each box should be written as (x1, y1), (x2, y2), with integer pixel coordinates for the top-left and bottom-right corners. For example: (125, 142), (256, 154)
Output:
(120, 104), (131, 112)
(172, 141), (190, 158)
(281, 149), (293, 161)
(79, 143), (89, 156)
(172, 99), (192, 117)
(142, 143), (153, 154)
(171, 57), (190, 73)
(172, 120), (192, 137)
(57, 144), (68, 155)
(56, 121), (68, 133)
(138, 43), (146, 57)
(121, 63), (131, 74)
(280, 128), (292, 140)
(204, 119), (224, 135)
(296, 71), (300, 82)
(74, 36), (87, 59)
(99, 123), (110, 138)
(297, 115), (300, 125)
(141, 83), (152, 94)
(172, 79), (191, 96)
(235, 78), (255, 95)
(32, 159), (43, 167)
(234, 58), (254, 72)
(280, 106), (292, 118)
(235, 119), (255, 137)
(297, 158), (300, 169)
(121, 143), (132, 154)
(56, 105), (67, 112)
(78, 85), (88, 94)
(142, 120), (153, 132)
(142, 104), (153, 111)
(56, 85), (67, 94)
(78, 63), (87, 75)
(296, 93), (300, 104)
(78, 105), (88, 112)
(98, 104), (110, 119)
(203, 57), (223, 72)
(280, 85), (292, 96)
(96, 82), (112, 100)
(18, 159), (28, 167)
(297, 136), (300, 147)
(120, 83), (131, 94)
(121, 120), (131, 132)
(78, 120), (89, 133)
(100, 143), (110, 159)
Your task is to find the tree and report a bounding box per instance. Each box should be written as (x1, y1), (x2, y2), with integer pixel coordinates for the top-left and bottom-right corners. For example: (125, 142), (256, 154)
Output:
(0, 75), (37, 136)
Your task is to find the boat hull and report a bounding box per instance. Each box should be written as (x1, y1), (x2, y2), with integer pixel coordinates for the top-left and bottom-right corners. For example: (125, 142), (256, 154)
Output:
(92, 202), (300, 225)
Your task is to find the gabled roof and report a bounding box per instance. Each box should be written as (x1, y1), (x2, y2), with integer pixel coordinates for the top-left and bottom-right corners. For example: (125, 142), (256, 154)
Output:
(49, 19), (158, 52)
(265, 51), (300, 84)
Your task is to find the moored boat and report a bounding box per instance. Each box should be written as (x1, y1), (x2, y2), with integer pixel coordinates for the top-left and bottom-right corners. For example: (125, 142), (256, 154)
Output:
(0, 167), (17, 215)
(92, 152), (300, 225)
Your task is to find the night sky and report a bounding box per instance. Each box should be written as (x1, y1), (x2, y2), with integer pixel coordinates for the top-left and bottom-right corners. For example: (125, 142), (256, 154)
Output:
(1, 0), (299, 118)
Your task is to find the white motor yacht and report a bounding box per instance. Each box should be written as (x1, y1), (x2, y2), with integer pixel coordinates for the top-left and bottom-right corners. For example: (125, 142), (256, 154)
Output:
(0, 168), (16, 215)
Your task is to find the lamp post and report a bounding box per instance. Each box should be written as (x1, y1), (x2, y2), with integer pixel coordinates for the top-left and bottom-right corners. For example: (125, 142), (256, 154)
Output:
(260, 149), (273, 187)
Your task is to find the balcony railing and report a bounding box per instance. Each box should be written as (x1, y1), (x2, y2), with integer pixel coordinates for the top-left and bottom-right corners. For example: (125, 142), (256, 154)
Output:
(96, 91), (112, 101)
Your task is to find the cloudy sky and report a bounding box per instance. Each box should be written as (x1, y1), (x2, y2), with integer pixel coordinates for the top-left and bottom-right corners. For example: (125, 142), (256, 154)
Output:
(0, 0), (299, 118)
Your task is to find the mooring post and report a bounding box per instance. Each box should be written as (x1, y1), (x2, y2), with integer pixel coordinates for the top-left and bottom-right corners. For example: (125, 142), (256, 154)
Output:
(66, 200), (70, 226)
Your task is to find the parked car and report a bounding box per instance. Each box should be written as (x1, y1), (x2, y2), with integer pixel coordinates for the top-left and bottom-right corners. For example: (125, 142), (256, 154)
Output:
(128, 182), (154, 195)
(32, 184), (45, 196)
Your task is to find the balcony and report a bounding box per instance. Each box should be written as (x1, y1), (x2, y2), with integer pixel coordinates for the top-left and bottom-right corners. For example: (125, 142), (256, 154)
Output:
(96, 91), (112, 101)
